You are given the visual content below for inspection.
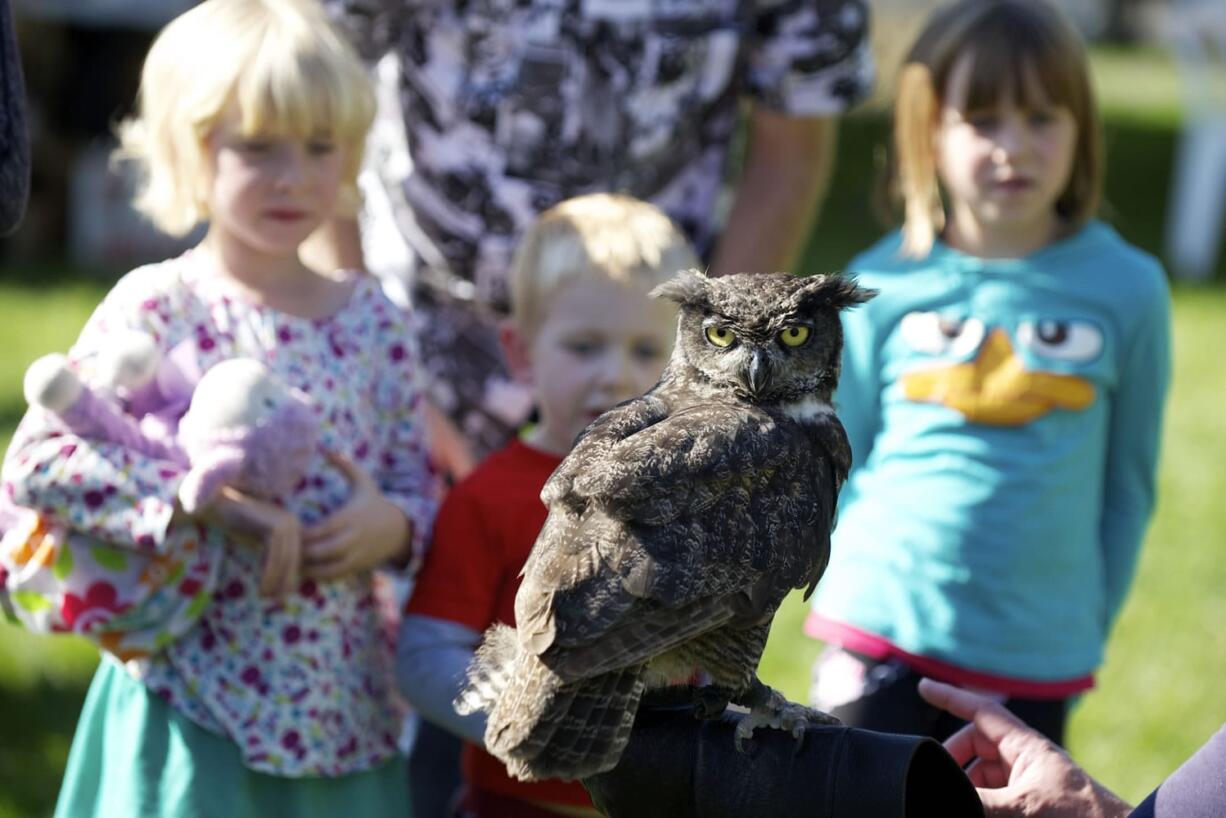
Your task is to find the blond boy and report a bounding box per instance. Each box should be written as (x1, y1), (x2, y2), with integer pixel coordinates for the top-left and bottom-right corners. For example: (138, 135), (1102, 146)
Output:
(398, 193), (696, 817)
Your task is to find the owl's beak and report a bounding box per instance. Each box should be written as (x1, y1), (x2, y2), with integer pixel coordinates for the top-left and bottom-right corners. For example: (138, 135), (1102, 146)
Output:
(746, 349), (771, 395)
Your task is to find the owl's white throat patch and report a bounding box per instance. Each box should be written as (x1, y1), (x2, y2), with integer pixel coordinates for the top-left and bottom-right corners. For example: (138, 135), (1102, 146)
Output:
(781, 396), (833, 422)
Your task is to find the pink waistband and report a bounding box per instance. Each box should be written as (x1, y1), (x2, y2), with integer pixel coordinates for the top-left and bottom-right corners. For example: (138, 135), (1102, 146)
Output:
(806, 613), (1095, 700)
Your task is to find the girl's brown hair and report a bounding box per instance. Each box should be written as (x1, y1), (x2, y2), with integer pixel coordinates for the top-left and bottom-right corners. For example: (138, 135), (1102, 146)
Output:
(893, 0), (1102, 257)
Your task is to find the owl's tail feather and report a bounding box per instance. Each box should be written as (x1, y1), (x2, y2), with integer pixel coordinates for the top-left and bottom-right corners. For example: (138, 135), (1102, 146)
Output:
(488, 652), (646, 781)
(454, 623), (519, 717)
(458, 623), (647, 781)
(513, 667), (643, 781)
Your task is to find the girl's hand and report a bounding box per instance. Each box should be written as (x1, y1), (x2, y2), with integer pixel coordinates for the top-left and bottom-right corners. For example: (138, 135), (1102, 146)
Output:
(202, 486), (303, 597)
(302, 450), (413, 581)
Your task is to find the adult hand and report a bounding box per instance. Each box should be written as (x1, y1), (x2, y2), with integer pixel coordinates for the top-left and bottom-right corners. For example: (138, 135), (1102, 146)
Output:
(301, 450), (413, 580)
(203, 486), (303, 597)
(917, 679), (1133, 818)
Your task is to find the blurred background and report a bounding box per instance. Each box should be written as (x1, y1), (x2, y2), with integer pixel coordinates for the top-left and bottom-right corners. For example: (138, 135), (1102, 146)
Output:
(1, 1), (1224, 816)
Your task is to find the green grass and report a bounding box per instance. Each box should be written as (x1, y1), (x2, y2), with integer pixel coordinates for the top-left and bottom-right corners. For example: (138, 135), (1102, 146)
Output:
(1091, 46), (1185, 129)
(0, 44), (1222, 816)
(0, 630), (98, 818)
(1069, 289), (1226, 799)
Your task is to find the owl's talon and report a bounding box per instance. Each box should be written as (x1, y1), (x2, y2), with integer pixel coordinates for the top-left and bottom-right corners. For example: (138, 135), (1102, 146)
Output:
(735, 684), (840, 753)
(734, 720), (757, 754)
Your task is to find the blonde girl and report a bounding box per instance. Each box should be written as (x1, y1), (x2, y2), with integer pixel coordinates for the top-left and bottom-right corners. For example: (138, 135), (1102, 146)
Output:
(1, 1), (436, 815)
(805, 0), (1171, 745)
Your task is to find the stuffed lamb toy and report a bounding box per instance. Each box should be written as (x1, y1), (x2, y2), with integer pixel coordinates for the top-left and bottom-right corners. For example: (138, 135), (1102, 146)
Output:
(22, 331), (319, 514)
(175, 357), (318, 513)
(3, 335), (317, 657)
(2, 333), (252, 656)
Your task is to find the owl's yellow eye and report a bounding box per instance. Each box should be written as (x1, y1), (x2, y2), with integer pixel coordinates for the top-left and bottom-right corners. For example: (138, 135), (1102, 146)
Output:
(779, 325), (811, 347)
(705, 325), (736, 348)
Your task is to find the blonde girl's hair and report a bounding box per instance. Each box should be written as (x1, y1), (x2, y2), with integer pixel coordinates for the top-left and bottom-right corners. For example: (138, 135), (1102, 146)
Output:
(893, 0), (1103, 257)
(115, 0), (375, 236)
(509, 193), (700, 334)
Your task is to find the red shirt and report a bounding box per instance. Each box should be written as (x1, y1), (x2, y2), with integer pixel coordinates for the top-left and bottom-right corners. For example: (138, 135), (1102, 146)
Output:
(406, 440), (593, 809)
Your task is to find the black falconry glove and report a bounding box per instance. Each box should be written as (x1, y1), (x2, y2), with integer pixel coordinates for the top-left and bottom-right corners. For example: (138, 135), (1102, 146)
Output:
(582, 687), (984, 818)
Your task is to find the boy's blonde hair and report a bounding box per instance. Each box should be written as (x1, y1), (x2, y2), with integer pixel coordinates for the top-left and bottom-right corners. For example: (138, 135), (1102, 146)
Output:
(893, 0), (1102, 257)
(116, 0), (376, 236)
(508, 193), (699, 334)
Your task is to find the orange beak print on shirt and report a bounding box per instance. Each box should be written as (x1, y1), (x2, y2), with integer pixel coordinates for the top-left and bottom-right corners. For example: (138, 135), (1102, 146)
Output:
(902, 325), (1095, 426)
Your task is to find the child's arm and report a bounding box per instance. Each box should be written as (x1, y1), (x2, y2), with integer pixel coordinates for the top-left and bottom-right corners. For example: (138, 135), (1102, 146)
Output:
(1098, 273), (1172, 629)
(398, 613), (487, 744)
(399, 474), (506, 743)
(369, 316), (439, 574)
(2, 272), (189, 553)
(3, 414), (185, 553)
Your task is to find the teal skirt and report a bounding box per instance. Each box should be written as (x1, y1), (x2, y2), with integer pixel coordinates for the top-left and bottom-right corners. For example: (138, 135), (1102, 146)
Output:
(55, 661), (410, 818)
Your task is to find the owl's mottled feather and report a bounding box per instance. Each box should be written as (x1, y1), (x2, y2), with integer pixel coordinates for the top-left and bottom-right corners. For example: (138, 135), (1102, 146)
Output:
(457, 270), (874, 781)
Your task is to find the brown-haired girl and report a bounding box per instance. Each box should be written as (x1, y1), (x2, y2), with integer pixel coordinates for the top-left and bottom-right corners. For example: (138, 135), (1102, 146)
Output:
(805, 0), (1171, 745)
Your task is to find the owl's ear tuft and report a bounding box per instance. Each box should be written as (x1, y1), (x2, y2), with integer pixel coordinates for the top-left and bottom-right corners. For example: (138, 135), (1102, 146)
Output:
(650, 268), (712, 308)
(796, 274), (877, 312)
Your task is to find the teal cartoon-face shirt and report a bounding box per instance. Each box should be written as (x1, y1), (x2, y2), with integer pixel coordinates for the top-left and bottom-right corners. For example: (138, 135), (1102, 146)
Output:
(811, 221), (1171, 683)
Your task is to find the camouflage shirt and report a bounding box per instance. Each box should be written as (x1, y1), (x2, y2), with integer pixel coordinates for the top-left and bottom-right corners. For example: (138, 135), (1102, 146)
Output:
(326, 0), (873, 308)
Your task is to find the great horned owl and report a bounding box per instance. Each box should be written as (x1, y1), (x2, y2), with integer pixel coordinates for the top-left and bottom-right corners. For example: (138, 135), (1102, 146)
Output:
(457, 269), (875, 781)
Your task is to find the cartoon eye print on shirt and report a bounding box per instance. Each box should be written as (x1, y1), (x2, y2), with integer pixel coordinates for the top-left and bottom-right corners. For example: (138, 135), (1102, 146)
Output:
(899, 311), (1097, 427)
(1015, 319), (1104, 363)
(899, 312), (986, 359)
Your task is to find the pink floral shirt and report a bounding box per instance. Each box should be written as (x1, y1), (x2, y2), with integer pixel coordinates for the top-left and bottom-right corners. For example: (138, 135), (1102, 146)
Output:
(3, 252), (437, 776)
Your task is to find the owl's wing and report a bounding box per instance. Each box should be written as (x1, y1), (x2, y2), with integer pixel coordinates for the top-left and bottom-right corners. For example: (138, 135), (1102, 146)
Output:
(517, 403), (849, 682)
(565, 402), (812, 524)
(540, 395), (670, 509)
